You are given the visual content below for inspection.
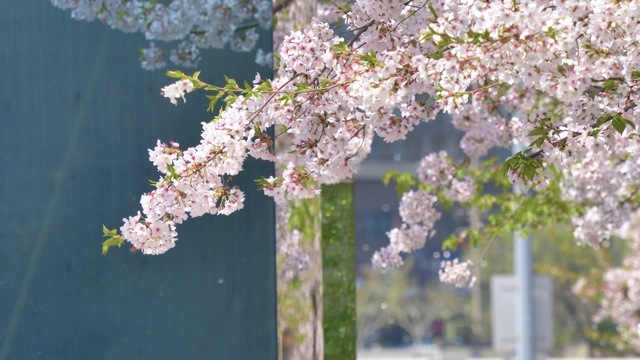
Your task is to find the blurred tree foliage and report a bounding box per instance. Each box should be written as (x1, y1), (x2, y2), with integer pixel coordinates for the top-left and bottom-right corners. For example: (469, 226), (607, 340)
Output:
(356, 258), (467, 348)
(357, 222), (631, 356)
(478, 223), (628, 356)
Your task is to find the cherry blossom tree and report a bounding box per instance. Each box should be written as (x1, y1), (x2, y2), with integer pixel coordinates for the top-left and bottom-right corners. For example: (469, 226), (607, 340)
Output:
(50, 0), (273, 69)
(98, 0), (640, 349)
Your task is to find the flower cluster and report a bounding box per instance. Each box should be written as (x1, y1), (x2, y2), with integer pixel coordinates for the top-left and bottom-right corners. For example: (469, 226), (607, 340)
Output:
(161, 79), (194, 105)
(50, 0), (272, 69)
(118, 94), (253, 254)
(443, 177), (475, 203)
(375, 149), (480, 273)
(140, 42), (166, 71)
(417, 151), (454, 187)
(439, 259), (476, 288)
(372, 190), (440, 272)
(450, 100), (510, 158)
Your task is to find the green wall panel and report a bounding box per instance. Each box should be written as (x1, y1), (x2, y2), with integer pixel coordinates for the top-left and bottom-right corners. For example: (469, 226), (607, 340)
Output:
(0, 3), (276, 359)
(322, 183), (357, 359)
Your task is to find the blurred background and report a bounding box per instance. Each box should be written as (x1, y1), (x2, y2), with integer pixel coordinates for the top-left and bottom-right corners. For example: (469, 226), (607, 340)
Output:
(354, 115), (629, 359)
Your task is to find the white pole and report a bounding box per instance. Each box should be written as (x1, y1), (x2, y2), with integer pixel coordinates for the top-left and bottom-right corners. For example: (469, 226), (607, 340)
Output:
(515, 230), (534, 360)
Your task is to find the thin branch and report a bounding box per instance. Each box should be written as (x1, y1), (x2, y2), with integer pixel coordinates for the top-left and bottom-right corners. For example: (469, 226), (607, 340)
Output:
(346, 20), (376, 47)
(273, 0), (296, 14)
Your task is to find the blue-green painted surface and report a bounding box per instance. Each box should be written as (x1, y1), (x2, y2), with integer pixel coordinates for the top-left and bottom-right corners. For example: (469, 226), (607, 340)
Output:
(0, 3), (276, 359)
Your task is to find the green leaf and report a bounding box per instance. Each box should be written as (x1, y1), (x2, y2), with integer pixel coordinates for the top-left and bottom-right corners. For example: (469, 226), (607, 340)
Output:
(278, 93), (294, 105)
(166, 163), (177, 177)
(594, 113), (613, 127)
(420, 31), (434, 43)
(625, 119), (636, 130)
(427, 2), (438, 17)
(466, 230), (480, 246)
(332, 42), (349, 56)
(166, 70), (184, 79)
(116, 10), (127, 20)
(295, 82), (311, 92)
(522, 164), (537, 182)
(603, 79), (618, 93)
(436, 35), (453, 49)
(527, 127), (546, 137)
(224, 75), (239, 90)
(360, 51), (381, 68)
(102, 225), (125, 255)
(273, 54), (281, 70)
(544, 26), (557, 40)
(206, 94), (221, 112)
(96, 2), (108, 15)
(587, 129), (602, 137)
(254, 177), (272, 190)
(612, 114), (627, 134)
(529, 137), (545, 149)
(256, 80), (273, 93)
(428, 51), (444, 60)
(500, 156), (517, 174)
(222, 94), (238, 109)
(102, 236), (125, 255)
(382, 170), (417, 197)
(382, 170), (400, 186)
(102, 225), (117, 237)
(442, 235), (459, 251)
